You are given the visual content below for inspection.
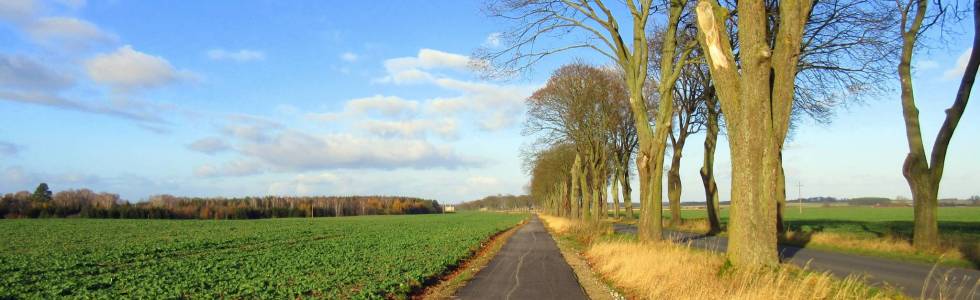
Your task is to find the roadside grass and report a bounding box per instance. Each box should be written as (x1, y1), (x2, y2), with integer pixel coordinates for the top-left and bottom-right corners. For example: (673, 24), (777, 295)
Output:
(541, 215), (904, 300)
(610, 206), (980, 268)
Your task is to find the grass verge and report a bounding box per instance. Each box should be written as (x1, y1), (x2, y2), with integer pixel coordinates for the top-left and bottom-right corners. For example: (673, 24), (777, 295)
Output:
(414, 218), (528, 300)
(613, 216), (978, 269)
(544, 215), (906, 300)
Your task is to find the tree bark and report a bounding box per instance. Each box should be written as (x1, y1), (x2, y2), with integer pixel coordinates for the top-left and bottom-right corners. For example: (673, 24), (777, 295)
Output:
(700, 94), (722, 234)
(668, 133), (687, 228)
(580, 158), (593, 221)
(622, 162), (634, 220)
(612, 165), (621, 218)
(900, 0), (980, 251)
(695, 0), (810, 267)
(571, 154), (582, 219)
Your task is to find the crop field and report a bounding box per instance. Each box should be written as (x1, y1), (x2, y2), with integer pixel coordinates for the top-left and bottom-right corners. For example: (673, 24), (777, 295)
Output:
(0, 212), (525, 298)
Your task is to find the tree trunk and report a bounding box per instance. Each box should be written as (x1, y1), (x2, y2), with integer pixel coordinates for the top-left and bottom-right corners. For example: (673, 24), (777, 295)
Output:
(900, 0), (979, 251)
(622, 162), (634, 220)
(580, 160), (593, 221)
(776, 160), (786, 233)
(668, 136), (685, 227)
(570, 154), (582, 219)
(612, 165), (621, 218)
(700, 95), (722, 234)
(694, 0), (810, 267)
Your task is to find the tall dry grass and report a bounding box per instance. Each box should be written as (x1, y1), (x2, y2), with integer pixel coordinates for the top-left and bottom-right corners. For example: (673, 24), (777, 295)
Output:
(586, 241), (893, 300)
(540, 215), (897, 300)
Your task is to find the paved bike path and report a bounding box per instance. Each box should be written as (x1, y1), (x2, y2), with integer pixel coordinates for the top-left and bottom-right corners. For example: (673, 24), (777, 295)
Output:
(454, 215), (587, 300)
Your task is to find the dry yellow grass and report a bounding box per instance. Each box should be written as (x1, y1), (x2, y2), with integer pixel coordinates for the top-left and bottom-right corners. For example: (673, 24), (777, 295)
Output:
(782, 231), (969, 263)
(586, 241), (894, 300)
(539, 214), (577, 235)
(541, 215), (897, 300)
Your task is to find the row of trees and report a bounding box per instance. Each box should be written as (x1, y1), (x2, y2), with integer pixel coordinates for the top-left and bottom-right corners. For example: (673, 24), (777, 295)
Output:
(455, 194), (535, 211)
(487, 0), (978, 267)
(1, 183), (442, 219)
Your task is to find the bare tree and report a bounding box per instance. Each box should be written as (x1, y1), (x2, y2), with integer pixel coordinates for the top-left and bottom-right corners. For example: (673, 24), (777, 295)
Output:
(897, 0), (978, 250)
(525, 64), (624, 221)
(482, 0), (692, 240)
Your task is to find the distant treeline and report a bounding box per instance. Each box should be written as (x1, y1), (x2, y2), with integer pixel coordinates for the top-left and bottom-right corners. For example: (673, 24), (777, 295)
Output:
(1, 183), (442, 219)
(455, 194), (533, 211)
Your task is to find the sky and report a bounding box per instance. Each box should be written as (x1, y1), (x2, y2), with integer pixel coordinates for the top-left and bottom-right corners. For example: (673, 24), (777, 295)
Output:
(0, 0), (976, 203)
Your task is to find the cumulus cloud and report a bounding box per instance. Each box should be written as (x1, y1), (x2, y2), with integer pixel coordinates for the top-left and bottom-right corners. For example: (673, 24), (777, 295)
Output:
(26, 17), (115, 47)
(375, 48), (477, 84)
(370, 49), (537, 131)
(207, 48), (265, 62)
(0, 54), (73, 91)
(340, 52), (358, 62)
(85, 45), (190, 91)
(308, 95), (419, 121)
(358, 118), (458, 139)
(187, 137), (230, 154)
(943, 48), (973, 80)
(237, 131), (480, 170)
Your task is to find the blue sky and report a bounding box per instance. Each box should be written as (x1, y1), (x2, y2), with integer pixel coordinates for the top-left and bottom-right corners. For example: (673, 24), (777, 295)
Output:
(0, 0), (976, 203)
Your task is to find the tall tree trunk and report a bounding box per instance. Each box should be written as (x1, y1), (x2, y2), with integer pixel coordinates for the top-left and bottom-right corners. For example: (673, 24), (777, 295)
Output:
(580, 160), (593, 221)
(571, 154), (582, 219)
(668, 135), (686, 227)
(900, 0), (980, 251)
(700, 95), (722, 234)
(612, 165), (621, 218)
(776, 160), (787, 233)
(695, 0), (810, 267)
(622, 162), (634, 220)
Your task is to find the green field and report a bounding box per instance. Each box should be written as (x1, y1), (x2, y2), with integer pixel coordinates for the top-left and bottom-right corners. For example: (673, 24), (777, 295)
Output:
(0, 213), (525, 299)
(643, 206), (980, 237)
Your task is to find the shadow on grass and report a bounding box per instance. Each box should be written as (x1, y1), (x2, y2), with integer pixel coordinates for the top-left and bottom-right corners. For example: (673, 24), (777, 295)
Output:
(782, 219), (980, 268)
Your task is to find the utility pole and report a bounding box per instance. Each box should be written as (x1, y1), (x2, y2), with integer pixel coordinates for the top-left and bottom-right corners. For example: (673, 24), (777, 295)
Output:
(797, 182), (804, 214)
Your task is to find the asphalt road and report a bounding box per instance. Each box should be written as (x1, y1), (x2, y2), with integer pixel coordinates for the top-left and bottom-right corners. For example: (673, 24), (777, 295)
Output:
(455, 215), (588, 300)
(614, 224), (980, 299)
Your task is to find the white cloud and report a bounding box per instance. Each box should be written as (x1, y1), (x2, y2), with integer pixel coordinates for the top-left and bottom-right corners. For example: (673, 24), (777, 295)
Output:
(370, 49), (537, 130)
(483, 32), (502, 48)
(207, 48), (265, 62)
(187, 137), (230, 154)
(268, 172), (342, 195)
(346, 95), (418, 117)
(358, 118), (458, 139)
(85, 45), (185, 91)
(194, 159), (263, 177)
(212, 114), (479, 170)
(308, 95), (420, 122)
(340, 52), (358, 62)
(943, 48), (973, 80)
(375, 48), (479, 84)
(237, 131), (480, 170)
(26, 17), (114, 47)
